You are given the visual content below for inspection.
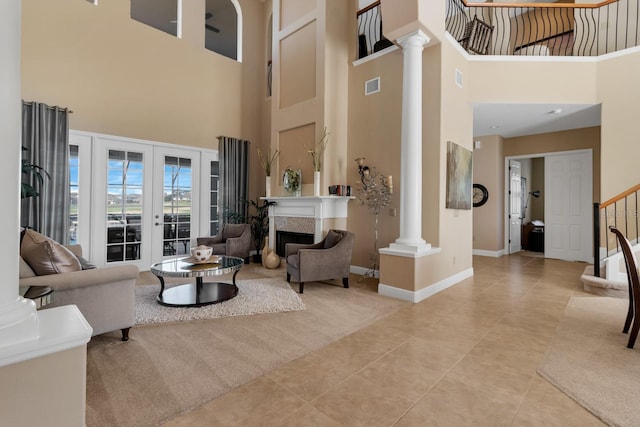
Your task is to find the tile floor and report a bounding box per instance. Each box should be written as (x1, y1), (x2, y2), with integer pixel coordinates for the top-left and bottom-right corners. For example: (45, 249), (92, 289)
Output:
(163, 254), (605, 426)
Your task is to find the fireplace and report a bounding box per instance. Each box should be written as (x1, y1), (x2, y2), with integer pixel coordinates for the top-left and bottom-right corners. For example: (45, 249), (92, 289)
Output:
(276, 231), (314, 257)
(263, 196), (353, 252)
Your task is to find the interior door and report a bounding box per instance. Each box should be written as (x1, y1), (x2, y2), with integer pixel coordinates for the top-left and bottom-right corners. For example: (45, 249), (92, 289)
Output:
(544, 150), (593, 262)
(509, 160), (522, 253)
(152, 147), (201, 262)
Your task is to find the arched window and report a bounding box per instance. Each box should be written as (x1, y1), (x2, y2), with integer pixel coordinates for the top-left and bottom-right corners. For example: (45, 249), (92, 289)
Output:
(205, 0), (242, 62)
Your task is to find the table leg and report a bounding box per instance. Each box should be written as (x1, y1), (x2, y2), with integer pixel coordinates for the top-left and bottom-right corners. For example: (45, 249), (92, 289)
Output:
(232, 268), (240, 286)
(195, 276), (203, 305)
(156, 275), (166, 299)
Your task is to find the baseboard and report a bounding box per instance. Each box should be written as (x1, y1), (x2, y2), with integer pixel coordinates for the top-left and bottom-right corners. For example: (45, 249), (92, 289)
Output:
(378, 267), (474, 303)
(472, 249), (504, 258)
(350, 265), (378, 278)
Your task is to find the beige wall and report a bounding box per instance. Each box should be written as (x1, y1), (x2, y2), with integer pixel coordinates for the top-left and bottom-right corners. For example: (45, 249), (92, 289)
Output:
(597, 51), (640, 200)
(22, 0), (266, 203)
(472, 135), (504, 253)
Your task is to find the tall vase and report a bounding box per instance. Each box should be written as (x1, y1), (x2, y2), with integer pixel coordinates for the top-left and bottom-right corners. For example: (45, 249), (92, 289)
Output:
(262, 236), (269, 267)
(313, 171), (321, 196)
(265, 176), (271, 197)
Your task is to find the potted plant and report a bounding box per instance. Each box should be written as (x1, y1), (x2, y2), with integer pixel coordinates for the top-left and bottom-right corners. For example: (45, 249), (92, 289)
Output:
(247, 198), (275, 263)
(21, 146), (49, 199)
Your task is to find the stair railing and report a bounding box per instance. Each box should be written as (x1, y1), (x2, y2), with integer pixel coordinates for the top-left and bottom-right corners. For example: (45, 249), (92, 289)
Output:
(593, 183), (640, 276)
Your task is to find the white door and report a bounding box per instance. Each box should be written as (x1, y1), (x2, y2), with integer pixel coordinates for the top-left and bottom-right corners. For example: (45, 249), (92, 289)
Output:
(92, 138), (154, 270)
(509, 160), (522, 253)
(152, 147), (201, 262)
(544, 151), (593, 262)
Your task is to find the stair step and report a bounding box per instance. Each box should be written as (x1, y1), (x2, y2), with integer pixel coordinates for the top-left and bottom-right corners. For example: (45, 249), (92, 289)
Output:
(580, 265), (628, 298)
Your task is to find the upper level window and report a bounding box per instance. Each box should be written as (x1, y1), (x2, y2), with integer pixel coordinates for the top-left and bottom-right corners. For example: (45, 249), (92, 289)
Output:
(131, 0), (180, 38)
(205, 0), (242, 62)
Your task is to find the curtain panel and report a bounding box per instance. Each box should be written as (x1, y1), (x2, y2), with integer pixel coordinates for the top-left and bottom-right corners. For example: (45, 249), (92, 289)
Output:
(218, 136), (249, 224)
(21, 101), (70, 243)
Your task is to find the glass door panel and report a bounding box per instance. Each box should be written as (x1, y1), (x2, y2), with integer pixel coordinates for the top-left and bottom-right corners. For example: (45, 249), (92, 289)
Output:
(154, 148), (200, 261)
(106, 150), (143, 263)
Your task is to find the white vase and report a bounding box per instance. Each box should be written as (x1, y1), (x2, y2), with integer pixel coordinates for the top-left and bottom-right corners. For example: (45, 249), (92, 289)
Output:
(314, 171), (321, 196)
(265, 176), (271, 197)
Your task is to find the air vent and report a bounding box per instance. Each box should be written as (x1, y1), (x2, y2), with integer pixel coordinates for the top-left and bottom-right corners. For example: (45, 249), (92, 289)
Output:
(365, 77), (380, 95)
(455, 69), (463, 88)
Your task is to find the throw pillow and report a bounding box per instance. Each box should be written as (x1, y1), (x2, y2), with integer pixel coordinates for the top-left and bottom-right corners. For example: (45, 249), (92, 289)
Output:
(324, 230), (343, 249)
(20, 229), (82, 276)
(76, 254), (97, 270)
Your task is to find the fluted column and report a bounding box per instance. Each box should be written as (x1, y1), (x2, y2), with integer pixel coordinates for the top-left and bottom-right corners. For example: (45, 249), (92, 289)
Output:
(389, 30), (432, 254)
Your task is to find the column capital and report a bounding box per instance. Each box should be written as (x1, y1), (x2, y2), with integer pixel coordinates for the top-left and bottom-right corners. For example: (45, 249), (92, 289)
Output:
(396, 29), (431, 49)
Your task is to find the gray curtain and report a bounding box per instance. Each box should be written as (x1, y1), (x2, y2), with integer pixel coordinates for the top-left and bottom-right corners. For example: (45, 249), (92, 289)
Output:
(218, 136), (249, 224)
(21, 101), (70, 243)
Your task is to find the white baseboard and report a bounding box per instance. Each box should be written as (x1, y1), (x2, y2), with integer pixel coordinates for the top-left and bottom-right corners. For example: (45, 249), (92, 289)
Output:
(350, 265), (378, 278)
(472, 249), (505, 258)
(378, 267), (474, 303)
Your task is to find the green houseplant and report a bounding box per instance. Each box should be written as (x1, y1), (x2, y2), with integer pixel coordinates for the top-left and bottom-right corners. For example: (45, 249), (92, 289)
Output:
(247, 198), (275, 262)
(21, 146), (49, 199)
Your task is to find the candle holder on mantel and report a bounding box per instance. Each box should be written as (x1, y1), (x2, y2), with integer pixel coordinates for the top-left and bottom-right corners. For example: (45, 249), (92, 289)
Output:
(354, 157), (393, 281)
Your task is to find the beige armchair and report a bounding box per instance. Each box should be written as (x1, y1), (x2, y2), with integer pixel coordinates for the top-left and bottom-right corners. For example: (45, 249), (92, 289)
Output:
(285, 229), (354, 294)
(20, 244), (139, 341)
(197, 223), (252, 263)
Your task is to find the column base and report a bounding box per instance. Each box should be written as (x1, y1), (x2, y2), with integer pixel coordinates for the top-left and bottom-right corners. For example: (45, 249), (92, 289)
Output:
(381, 241), (438, 257)
(0, 297), (39, 350)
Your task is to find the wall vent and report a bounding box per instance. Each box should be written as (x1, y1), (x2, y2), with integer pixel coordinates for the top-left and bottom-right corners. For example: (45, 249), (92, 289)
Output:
(365, 77), (380, 95)
(455, 69), (463, 88)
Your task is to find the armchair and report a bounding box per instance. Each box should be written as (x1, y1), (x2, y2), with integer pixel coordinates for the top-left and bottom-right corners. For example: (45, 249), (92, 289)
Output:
(285, 229), (354, 294)
(196, 223), (252, 263)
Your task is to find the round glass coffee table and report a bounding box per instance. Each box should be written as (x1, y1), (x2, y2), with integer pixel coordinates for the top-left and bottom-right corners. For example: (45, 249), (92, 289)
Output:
(150, 255), (244, 307)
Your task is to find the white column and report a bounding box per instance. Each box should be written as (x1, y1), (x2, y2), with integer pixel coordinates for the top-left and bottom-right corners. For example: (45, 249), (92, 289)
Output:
(0, 0), (40, 347)
(389, 30), (432, 254)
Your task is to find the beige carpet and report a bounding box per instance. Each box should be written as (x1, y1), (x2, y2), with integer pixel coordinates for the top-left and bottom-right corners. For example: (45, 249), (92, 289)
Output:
(135, 278), (305, 324)
(86, 266), (407, 427)
(537, 296), (640, 427)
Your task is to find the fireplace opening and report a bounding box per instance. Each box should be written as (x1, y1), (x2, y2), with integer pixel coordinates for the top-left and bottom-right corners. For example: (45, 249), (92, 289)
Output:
(276, 231), (314, 257)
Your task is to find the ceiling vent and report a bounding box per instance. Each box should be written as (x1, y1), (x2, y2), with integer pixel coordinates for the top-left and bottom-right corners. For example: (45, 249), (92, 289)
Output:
(365, 77), (380, 95)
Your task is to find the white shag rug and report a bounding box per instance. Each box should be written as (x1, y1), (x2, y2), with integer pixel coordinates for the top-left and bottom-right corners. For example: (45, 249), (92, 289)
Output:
(135, 278), (306, 325)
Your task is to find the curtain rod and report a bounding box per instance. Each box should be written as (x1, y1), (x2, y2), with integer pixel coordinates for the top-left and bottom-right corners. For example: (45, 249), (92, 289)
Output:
(22, 100), (73, 114)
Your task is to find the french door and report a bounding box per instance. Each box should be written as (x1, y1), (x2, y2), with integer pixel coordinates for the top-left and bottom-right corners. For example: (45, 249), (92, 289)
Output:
(79, 132), (212, 269)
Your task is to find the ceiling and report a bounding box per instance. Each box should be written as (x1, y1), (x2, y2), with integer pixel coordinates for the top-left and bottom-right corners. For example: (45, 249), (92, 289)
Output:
(473, 103), (602, 138)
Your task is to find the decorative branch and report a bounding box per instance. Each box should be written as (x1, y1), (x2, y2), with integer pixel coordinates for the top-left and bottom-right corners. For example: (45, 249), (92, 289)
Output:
(257, 147), (279, 177)
(308, 127), (329, 172)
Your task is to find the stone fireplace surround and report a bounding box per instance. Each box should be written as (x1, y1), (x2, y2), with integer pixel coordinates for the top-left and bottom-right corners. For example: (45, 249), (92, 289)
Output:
(262, 196), (352, 252)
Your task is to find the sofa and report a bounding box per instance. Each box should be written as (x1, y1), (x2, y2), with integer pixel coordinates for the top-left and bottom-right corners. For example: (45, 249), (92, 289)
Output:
(19, 229), (139, 341)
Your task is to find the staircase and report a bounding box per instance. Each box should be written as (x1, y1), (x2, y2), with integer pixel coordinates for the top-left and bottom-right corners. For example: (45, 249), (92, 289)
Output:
(582, 184), (640, 297)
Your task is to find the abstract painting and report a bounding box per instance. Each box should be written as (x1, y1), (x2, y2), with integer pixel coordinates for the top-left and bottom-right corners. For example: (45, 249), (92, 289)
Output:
(446, 141), (472, 210)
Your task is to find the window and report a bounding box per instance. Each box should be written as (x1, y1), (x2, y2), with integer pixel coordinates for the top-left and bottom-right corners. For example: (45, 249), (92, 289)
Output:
(69, 145), (79, 244)
(205, 0), (242, 61)
(131, 0), (180, 38)
(209, 160), (220, 236)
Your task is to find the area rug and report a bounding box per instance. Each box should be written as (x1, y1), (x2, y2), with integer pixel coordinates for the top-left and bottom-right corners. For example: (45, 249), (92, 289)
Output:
(86, 268), (408, 427)
(135, 278), (306, 324)
(537, 296), (640, 427)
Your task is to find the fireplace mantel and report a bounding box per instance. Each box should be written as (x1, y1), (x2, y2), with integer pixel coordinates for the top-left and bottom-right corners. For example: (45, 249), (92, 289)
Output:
(262, 196), (353, 246)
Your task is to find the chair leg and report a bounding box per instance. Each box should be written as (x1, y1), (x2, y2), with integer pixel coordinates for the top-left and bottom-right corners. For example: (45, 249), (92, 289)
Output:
(286, 273), (291, 283)
(342, 277), (349, 288)
(628, 319), (639, 349)
(121, 327), (130, 342)
(299, 282), (304, 294)
(623, 301), (634, 333)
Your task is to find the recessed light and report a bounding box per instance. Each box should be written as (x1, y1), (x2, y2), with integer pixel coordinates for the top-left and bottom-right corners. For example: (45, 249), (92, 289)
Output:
(490, 125), (500, 129)
(549, 109), (563, 114)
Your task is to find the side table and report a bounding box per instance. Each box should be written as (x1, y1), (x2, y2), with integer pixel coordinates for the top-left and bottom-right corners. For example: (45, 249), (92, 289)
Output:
(20, 285), (54, 309)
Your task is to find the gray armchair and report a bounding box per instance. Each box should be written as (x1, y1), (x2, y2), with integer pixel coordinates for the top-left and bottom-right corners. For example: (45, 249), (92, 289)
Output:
(197, 223), (252, 263)
(285, 229), (354, 294)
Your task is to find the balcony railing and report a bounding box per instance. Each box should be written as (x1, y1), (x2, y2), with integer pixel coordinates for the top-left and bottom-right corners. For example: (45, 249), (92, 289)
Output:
(446, 0), (640, 56)
(357, 1), (393, 59)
